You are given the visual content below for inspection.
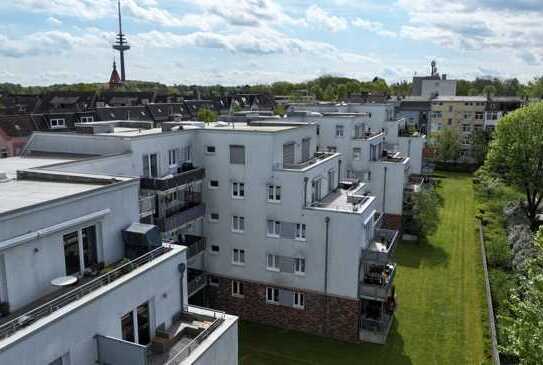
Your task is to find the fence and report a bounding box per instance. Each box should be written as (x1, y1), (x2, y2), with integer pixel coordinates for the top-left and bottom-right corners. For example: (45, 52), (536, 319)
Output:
(479, 223), (501, 365)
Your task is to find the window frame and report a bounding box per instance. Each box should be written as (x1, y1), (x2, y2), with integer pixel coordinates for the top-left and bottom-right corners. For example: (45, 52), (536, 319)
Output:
(232, 215), (245, 233)
(232, 280), (244, 297)
(295, 223), (307, 241)
(232, 248), (246, 265)
(50, 118), (66, 129)
(208, 180), (220, 189)
(267, 185), (281, 203)
(293, 292), (305, 309)
(266, 254), (280, 272)
(294, 257), (306, 275)
(266, 287), (279, 304)
(266, 220), (281, 238)
(232, 182), (245, 199)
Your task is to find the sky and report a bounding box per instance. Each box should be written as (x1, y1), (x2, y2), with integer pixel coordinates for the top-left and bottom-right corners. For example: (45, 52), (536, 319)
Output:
(0, 0), (541, 86)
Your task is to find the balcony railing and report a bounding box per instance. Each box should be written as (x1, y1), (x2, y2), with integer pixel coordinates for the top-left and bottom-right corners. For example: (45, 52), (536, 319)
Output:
(178, 235), (206, 259)
(359, 264), (396, 299)
(352, 131), (384, 140)
(0, 246), (172, 341)
(187, 269), (207, 297)
(141, 167), (205, 191)
(157, 204), (205, 232)
(274, 152), (335, 170)
(363, 229), (399, 264)
(164, 193), (202, 218)
(139, 195), (156, 217)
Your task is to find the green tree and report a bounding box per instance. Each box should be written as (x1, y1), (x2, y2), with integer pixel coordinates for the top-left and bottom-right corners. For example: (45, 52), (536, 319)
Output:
(471, 129), (491, 165)
(486, 102), (543, 230)
(500, 228), (543, 364)
(406, 189), (441, 237)
(196, 107), (217, 124)
(431, 127), (461, 162)
(273, 104), (286, 117)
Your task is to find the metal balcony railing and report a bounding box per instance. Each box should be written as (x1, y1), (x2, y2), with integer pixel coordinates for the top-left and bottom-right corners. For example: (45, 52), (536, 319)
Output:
(363, 229), (399, 264)
(187, 269), (207, 297)
(141, 168), (205, 191)
(157, 204), (206, 232)
(139, 195), (156, 217)
(0, 246), (172, 341)
(359, 264), (396, 299)
(178, 235), (206, 259)
(274, 152), (335, 170)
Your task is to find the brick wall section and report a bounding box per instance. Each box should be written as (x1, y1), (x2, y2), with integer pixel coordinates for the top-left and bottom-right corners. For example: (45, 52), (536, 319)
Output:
(206, 276), (360, 343)
(382, 214), (402, 230)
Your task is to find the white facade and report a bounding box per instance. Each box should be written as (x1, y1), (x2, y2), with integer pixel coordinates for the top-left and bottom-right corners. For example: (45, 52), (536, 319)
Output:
(420, 79), (457, 97)
(0, 154), (238, 365)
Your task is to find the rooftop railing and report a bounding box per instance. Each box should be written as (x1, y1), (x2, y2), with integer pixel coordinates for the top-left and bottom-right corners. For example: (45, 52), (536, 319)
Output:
(0, 246), (172, 341)
(141, 167), (205, 191)
(352, 131), (384, 140)
(275, 152), (336, 170)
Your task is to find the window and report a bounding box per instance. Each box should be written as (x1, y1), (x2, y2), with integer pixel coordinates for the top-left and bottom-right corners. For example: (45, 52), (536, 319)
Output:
(80, 116), (94, 123)
(0, 148), (8, 158)
(335, 125), (344, 137)
(50, 118), (66, 129)
(209, 180), (219, 189)
(447, 118), (453, 125)
(121, 302), (150, 345)
(209, 212), (220, 222)
(327, 146), (337, 153)
(182, 145), (192, 162)
(206, 146), (216, 154)
(232, 216), (245, 233)
(230, 145), (245, 165)
(210, 245), (220, 254)
(431, 111), (442, 119)
(268, 185), (281, 202)
(209, 276), (219, 286)
(232, 182), (245, 198)
(63, 225), (98, 276)
(267, 220), (281, 237)
(142, 154), (158, 178)
(232, 249), (246, 265)
(295, 224), (306, 241)
(293, 292), (305, 309)
(475, 112), (484, 120)
(168, 148), (177, 168)
(266, 287), (279, 304)
(267, 254), (279, 271)
(353, 148), (361, 161)
(232, 280), (244, 297)
(462, 124), (471, 132)
(295, 258), (306, 274)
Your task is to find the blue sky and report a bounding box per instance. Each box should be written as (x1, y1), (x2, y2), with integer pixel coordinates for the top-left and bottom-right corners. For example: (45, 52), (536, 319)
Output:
(0, 0), (541, 86)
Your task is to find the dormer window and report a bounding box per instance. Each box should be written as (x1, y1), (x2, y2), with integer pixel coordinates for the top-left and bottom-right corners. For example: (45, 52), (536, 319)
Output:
(50, 118), (66, 129)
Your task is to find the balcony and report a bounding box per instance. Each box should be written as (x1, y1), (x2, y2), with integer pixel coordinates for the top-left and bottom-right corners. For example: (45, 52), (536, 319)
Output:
(188, 269), (207, 297)
(309, 182), (372, 213)
(274, 152), (336, 171)
(0, 246), (173, 341)
(359, 312), (394, 345)
(359, 263), (396, 299)
(141, 167), (205, 191)
(178, 235), (206, 260)
(96, 306), (227, 365)
(362, 229), (399, 264)
(352, 131), (384, 140)
(404, 175), (426, 194)
(139, 195), (156, 218)
(157, 194), (205, 232)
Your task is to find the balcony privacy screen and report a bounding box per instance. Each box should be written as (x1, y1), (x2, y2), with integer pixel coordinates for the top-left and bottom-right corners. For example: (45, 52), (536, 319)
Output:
(229, 145), (245, 164)
(302, 138), (310, 161)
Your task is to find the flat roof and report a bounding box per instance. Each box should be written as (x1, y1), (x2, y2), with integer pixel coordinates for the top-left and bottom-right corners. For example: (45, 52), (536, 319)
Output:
(204, 122), (297, 132)
(433, 96), (487, 102)
(0, 179), (110, 214)
(0, 156), (80, 178)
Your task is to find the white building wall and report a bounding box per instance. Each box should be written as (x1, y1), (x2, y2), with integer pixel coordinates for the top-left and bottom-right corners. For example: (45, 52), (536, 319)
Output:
(0, 247), (186, 365)
(0, 182), (140, 310)
(421, 79), (457, 97)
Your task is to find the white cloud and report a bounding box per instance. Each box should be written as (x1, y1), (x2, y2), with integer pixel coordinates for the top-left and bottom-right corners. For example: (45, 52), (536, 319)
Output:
(12, 0), (112, 20)
(305, 5), (348, 32)
(352, 18), (397, 37)
(397, 0), (543, 64)
(46, 17), (62, 26)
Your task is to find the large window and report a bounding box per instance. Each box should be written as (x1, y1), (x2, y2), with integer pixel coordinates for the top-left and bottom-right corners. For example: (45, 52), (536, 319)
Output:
(63, 225), (98, 276)
(168, 148), (177, 168)
(121, 302), (151, 345)
(296, 223), (306, 241)
(142, 153), (158, 178)
(266, 220), (281, 237)
(232, 182), (245, 198)
(232, 280), (244, 297)
(232, 216), (245, 233)
(230, 145), (245, 165)
(266, 287), (279, 304)
(294, 257), (306, 275)
(293, 292), (305, 309)
(266, 254), (279, 271)
(268, 185), (281, 202)
(335, 125), (344, 137)
(232, 249), (246, 265)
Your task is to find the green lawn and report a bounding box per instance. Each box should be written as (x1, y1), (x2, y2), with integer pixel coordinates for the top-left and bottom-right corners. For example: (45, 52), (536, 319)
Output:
(239, 173), (490, 365)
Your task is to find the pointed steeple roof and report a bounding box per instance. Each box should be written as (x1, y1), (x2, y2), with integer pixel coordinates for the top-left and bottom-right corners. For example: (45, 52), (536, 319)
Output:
(109, 59), (122, 88)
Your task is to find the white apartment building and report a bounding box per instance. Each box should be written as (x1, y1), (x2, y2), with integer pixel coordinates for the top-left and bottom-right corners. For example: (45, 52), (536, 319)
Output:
(0, 154), (238, 365)
(285, 103), (426, 228)
(15, 119), (401, 344)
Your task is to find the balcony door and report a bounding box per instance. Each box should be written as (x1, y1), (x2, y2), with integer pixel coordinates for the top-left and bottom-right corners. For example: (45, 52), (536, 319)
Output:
(142, 153), (159, 178)
(283, 143), (295, 166)
(63, 225), (98, 276)
(121, 301), (151, 345)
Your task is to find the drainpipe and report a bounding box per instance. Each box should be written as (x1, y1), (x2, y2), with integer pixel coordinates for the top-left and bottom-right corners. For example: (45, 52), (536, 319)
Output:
(382, 167), (388, 214)
(178, 263), (186, 312)
(303, 177), (309, 207)
(324, 217), (330, 335)
(337, 160), (342, 188)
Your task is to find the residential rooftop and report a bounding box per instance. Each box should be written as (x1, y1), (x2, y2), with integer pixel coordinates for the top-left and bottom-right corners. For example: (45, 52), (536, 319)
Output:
(433, 96), (487, 102)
